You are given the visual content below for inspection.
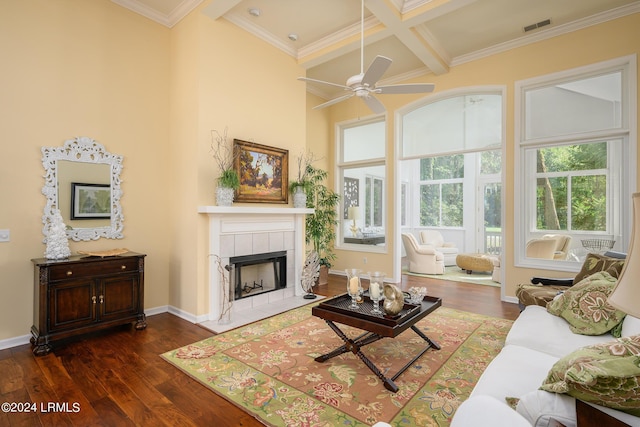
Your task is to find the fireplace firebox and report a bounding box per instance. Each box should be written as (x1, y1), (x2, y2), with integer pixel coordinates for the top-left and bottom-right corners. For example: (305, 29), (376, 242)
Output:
(229, 251), (287, 301)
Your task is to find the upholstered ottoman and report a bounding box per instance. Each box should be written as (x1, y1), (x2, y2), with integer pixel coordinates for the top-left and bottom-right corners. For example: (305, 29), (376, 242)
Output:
(456, 253), (495, 274)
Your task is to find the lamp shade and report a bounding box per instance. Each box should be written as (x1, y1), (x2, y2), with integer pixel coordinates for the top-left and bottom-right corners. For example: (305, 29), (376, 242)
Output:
(608, 192), (640, 318)
(347, 206), (361, 220)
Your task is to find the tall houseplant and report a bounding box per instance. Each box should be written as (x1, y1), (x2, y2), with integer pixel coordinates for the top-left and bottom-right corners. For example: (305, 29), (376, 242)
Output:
(303, 165), (340, 283)
(211, 127), (240, 206)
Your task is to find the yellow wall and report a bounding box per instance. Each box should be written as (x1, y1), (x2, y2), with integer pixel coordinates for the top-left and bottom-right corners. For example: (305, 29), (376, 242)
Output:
(171, 9), (307, 318)
(0, 0), (307, 343)
(0, 0), (171, 342)
(325, 13), (640, 298)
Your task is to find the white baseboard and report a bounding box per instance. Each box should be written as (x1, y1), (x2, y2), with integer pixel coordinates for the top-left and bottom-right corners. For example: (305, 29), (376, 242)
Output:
(0, 334), (31, 351)
(166, 305), (208, 324)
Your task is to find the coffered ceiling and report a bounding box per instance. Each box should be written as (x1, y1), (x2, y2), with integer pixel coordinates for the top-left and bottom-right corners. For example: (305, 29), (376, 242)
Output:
(112, 0), (640, 99)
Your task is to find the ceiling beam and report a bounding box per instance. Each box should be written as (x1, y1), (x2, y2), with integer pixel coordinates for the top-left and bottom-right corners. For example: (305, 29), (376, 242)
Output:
(366, 0), (449, 74)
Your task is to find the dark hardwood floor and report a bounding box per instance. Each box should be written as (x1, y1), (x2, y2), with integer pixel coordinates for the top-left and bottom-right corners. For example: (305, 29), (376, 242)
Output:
(1, 274), (519, 426)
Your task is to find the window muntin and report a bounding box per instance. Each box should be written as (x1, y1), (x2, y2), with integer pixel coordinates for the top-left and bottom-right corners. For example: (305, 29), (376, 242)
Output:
(531, 141), (611, 233)
(419, 154), (464, 227)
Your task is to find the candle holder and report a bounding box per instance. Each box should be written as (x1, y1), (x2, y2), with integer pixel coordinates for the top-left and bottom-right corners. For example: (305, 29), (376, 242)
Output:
(345, 269), (362, 310)
(368, 271), (385, 314)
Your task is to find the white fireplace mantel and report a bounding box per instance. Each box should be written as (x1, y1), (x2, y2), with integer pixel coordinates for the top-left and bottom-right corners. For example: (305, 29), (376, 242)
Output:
(198, 206), (314, 215)
(198, 206), (314, 321)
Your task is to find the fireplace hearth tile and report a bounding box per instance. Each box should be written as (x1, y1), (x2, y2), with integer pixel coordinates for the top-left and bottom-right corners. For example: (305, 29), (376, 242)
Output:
(199, 295), (325, 334)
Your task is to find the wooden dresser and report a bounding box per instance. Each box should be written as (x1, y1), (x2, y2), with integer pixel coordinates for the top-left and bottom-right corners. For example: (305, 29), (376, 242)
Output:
(31, 252), (146, 356)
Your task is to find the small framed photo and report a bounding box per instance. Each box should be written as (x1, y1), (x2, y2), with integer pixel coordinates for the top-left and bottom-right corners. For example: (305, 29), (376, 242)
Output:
(71, 183), (111, 219)
(234, 139), (288, 204)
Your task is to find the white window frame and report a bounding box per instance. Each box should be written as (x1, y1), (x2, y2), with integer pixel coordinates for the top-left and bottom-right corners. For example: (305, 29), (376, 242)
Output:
(337, 116), (387, 253)
(515, 55), (637, 271)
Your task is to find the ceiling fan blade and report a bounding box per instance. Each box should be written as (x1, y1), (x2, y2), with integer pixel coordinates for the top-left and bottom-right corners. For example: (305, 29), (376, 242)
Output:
(297, 76), (350, 90)
(376, 83), (436, 94)
(362, 95), (386, 114)
(313, 93), (354, 110)
(361, 56), (392, 87)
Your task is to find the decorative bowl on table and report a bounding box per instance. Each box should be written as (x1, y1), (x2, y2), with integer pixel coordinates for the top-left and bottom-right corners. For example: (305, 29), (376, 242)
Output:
(408, 286), (427, 304)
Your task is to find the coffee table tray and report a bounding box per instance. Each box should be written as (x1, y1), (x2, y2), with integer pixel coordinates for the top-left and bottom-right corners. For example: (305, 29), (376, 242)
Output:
(317, 293), (421, 326)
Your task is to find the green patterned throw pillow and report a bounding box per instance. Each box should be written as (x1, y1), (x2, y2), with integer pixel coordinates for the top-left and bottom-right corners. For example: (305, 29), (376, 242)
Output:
(547, 271), (626, 336)
(540, 335), (640, 416)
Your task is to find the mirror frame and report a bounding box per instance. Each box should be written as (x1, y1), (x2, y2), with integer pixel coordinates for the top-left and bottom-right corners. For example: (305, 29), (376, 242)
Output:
(42, 136), (124, 241)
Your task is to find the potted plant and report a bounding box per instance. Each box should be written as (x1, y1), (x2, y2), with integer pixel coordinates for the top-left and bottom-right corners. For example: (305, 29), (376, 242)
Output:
(303, 164), (340, 284)
(211, 127), (240, 206)
(289, 150), (318, 208)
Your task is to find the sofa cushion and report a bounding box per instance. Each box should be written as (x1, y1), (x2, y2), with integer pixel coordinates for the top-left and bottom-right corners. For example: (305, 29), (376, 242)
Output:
(470, 345), (559, 401)
(515, 390), (576, 427)
(573, 253), (625, 285)
(451, 396), (532, 427)
(540, 335), (640, 416)
(547, 271), (626, 336)
(506, 305), (614, 358)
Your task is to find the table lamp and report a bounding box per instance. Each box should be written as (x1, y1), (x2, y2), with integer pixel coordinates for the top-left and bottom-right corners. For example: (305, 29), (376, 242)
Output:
(608, 192), (640, 318)
(347, 206), (361, 237)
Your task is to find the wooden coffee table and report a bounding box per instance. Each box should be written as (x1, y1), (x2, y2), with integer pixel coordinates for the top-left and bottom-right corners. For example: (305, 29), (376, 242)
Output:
(312, 293), (442, 392)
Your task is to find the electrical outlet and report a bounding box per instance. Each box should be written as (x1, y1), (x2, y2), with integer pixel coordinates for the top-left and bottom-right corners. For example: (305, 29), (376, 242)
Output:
(0, 229), (9, 242)
(363, 257), (367, 264)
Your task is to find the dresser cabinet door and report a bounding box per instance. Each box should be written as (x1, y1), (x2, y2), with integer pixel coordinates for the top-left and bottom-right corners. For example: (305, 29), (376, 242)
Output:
(99, 274), (141, 323)
(48, 279), (97, 332)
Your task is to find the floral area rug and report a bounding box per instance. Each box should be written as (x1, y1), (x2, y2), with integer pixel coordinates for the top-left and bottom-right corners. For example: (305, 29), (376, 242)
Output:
(161, 305), (512, 426)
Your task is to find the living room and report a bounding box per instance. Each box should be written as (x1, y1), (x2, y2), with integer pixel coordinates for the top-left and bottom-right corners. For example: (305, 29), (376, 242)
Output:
(1, 0), (640, 425)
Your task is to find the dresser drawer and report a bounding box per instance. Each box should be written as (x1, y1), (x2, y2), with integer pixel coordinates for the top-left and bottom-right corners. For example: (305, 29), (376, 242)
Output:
(48, 257), (140, 281)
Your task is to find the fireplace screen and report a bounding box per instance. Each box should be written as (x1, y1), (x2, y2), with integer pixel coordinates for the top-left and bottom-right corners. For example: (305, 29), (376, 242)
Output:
(229, 251), (287, 300)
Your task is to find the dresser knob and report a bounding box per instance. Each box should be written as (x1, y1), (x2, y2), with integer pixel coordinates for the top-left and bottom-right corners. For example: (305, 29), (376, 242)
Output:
(121, 265), (126, 270)
(66, 271), (73, 276)
(92, 296), (96, 304)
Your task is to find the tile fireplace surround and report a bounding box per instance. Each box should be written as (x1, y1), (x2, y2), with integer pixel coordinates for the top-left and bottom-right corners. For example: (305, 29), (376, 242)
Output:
(198, 206), (314, 322)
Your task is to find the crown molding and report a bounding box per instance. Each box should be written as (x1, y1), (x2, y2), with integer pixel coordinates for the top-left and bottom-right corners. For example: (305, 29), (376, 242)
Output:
(452, 2), (640, 68)
(111, 0), (202, 28)
(223, 13), (298, 57)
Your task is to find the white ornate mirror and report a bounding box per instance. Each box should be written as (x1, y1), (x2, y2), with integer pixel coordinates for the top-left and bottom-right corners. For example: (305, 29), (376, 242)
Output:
(42, 136), (124, 241)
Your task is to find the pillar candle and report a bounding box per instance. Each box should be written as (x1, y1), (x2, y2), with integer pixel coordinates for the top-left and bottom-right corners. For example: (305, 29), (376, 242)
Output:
(370, 282), (380, 299)
(349, 276), (359, 294)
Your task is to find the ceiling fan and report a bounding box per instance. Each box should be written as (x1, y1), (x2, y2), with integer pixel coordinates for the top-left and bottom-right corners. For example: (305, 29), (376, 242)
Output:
(297, 0), (435, 114)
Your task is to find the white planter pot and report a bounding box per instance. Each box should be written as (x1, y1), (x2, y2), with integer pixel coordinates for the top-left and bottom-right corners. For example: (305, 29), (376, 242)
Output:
(216, 187), (234, 206)
(293, 186), (307, 208)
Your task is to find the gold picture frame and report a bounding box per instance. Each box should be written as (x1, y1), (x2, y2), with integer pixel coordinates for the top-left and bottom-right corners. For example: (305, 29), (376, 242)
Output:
(234, 139), (288, 204)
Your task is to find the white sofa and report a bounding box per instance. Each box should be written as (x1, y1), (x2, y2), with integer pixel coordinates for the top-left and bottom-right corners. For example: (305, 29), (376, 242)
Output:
(451, 305), (640, 426)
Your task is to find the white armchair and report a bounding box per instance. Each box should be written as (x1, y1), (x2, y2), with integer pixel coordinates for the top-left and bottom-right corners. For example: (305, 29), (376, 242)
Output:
(525, 238), (558, 259)
(402, 233), (445, 275)
(419, 230), (459, 266)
